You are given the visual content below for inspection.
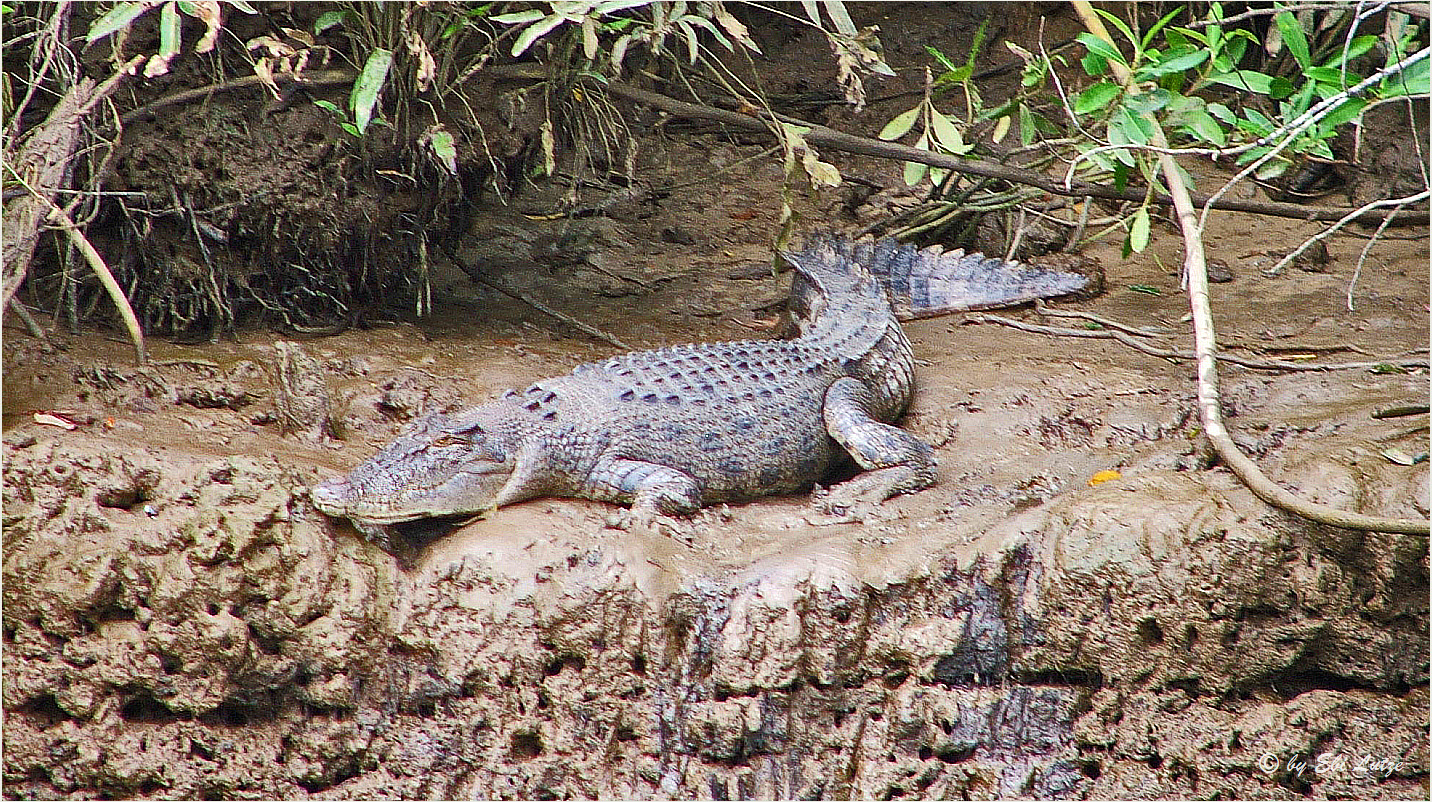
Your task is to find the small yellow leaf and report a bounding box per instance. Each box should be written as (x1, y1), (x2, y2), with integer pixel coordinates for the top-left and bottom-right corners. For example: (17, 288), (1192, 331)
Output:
(991, 114), (1012, 144)
(1088, 469), (1121, 486)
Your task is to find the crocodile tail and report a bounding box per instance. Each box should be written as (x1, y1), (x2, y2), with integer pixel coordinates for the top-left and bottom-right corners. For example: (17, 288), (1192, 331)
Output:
(779, 236), (899, 359)
(810, 234), (1094, 320)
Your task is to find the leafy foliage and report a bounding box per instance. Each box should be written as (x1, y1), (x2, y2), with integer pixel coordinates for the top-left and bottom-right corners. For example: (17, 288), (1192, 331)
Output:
(85, 0), (257, 77)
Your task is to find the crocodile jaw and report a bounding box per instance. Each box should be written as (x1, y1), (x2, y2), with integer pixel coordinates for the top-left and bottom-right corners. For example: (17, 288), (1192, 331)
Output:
(311, 453), (513, 526)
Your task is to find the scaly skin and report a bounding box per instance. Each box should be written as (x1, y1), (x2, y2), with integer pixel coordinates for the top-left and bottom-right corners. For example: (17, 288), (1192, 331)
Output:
(311, 236), (1089, 531)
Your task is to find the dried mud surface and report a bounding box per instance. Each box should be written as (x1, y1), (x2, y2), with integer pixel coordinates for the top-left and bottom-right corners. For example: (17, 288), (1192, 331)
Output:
(4, 6), (1430, 801)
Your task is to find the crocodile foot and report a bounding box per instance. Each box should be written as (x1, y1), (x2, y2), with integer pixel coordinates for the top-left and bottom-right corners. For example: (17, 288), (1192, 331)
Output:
(606, 507), (692, 540)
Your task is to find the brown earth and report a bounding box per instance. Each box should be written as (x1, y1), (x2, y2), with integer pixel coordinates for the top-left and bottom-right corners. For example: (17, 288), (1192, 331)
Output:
(3, 4), (1429, 800)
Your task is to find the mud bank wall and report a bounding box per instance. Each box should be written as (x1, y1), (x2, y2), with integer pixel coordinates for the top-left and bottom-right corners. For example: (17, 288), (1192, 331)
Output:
(4, 430), (1426, 799)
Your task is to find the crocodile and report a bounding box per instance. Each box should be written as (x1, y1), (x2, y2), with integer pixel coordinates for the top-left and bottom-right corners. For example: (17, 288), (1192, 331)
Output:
(311, 236), (1091, 533)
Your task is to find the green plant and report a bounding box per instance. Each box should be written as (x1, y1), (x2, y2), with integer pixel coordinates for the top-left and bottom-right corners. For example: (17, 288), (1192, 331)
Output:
(873, 20), (999, 189)
(1066, 2), (1426, 253)
(85, 0), (257, 77)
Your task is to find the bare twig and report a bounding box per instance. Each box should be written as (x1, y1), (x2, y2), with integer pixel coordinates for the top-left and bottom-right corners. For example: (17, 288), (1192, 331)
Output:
(1373, 404), (1430, 419)
(1032, 299), (1169, 337)
(1263, 189), (1431, 276)
(119, 70), (355, 125)
(1073, 1), (1428, 537)
(1347, 194), (1418, 310)
(1183, 2), (1418, 27)
(967, 314), (1425, 372)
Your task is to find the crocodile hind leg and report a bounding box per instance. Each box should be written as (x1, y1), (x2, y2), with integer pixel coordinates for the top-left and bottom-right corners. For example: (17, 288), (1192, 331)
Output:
(818, 377), (937, 519)
(584, 457), (703, 532)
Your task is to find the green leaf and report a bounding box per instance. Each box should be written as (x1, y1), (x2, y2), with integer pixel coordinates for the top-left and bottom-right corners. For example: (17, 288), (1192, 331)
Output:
(1321, 35), (1377, 68)
(86, 2), (151, 44)
(1169, 26), (1205, 46)
(312, 99), (342, 115)
(511, 14), (565, 57)
(799, 0), (821, 27)
(1093, 8), (1138, 51)
(1243, 107), (1275, 131)
(903, 134), (929, 185)
(1112, 159), (1129, 191)
(823, 0), (858, 36)
(1255, 157), (1291, 180)
(1018, 104), (1035, 146)
(142, 1), (181, 77)
(1081, 52), (1108, 76)
(593, 0), (653, 13)
(350, 48), (393, 134)
(491, 9), (545, 24)
(1273, 11), (1311, 69)
(314, 10), (346, 35)
(1128, 284), (1161, 295)
(1105, 120), (1136, 166)
(924, 45), (959, 73)
(903, 159), (928, 186)
(424, 126), (459, 175)
(1139, 48), (1208, 79)
(1382, 54), (1431, 98)
(877, 107), (920, 141)
(928, 110), (968, 153)
(1077, 32), (1128, 66)
(340, 122), (360, 138)
(1129, 206), (1151, 252)
(1208, 69), (1275, 94)
(1142, 5), (1185, 49)
(1125, 88), (1171, 114)
(1206, 102), (1235, 124)
(1116, 105), (1152, 145)
(1074, 81), (1121, 115)
(221, 0), (257, 13)
(1181, 110), (1226, 146)
(157, 1), (180, 56)
(991, 114), (1011, 144)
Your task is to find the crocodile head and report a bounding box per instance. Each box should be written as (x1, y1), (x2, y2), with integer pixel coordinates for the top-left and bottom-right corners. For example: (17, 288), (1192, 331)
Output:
(312, 412), (517, 527)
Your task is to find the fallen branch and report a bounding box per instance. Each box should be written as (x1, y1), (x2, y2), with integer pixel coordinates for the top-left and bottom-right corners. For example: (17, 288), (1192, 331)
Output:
(1032, 299), (1170, 337)
(119, 70), (355, 125)
(590, 77), (1427, 225)
(967, 313), (1426, 373)
(1074, 1), (1428, 537)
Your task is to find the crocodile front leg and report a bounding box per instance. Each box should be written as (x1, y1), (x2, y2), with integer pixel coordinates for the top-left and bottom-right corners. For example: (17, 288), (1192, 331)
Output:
(819, 376), (937, 518)
(584, 457), (704, 528)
